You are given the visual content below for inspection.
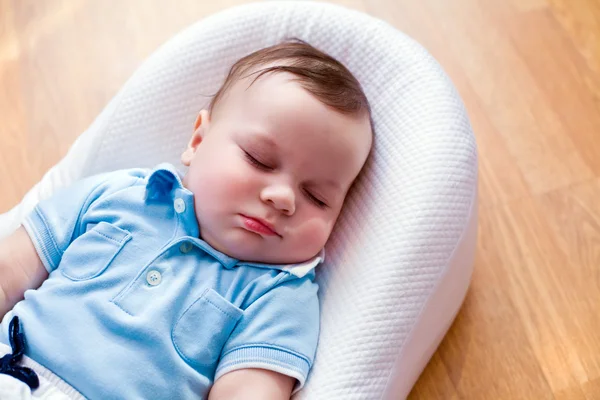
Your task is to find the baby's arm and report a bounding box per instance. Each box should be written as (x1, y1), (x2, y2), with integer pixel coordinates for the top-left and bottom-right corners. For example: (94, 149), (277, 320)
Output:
(0, 227), (48, 317)
(208, 368), (294, 400)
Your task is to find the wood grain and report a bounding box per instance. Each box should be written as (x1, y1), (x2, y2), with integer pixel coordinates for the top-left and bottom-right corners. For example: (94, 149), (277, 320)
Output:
(1, 0), (599, 398)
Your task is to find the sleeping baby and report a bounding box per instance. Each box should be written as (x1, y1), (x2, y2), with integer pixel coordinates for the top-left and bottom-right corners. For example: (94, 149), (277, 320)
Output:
(0, 38), (373, 400)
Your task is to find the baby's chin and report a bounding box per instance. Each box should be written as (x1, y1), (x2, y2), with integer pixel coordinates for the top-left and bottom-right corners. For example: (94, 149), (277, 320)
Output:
(200, 226), (322, 265)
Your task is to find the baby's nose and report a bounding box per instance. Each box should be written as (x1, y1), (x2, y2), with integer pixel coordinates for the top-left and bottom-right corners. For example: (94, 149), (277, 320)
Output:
(261, 185), (295, 215)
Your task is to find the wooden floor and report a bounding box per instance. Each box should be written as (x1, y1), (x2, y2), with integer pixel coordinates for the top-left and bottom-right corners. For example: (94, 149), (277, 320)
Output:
(1, 0), (599, 398)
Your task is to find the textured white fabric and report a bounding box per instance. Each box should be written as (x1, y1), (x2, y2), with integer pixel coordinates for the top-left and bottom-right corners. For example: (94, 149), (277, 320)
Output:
(0, 376), (70, 400)
(0, 1), (478, 399)
(0, 343), (85, 400)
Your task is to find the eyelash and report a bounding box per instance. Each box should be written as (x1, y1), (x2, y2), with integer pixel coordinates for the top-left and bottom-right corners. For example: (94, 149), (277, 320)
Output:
(306, 191), (327, 208)
(244, 151), (272, 171)
(243, 151), (328, 209)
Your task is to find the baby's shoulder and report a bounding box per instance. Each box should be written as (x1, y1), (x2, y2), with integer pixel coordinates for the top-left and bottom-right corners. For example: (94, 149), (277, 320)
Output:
(106, 166), (153, 181)
(94, 165), (158, 190)
(68, 166), (154, 207)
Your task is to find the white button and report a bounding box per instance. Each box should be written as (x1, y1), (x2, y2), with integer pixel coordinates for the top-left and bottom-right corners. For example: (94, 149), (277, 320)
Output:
(174, 198), (186, 213)
(180, 242), (193, 254)
(146, 270), (162, 286)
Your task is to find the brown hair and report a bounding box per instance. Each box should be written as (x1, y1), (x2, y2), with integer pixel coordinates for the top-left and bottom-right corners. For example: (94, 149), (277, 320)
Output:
(208, 38), (372, 122)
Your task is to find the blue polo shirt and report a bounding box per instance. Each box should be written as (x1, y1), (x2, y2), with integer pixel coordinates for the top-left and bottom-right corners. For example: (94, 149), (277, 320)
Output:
(0, 164), (323, 399)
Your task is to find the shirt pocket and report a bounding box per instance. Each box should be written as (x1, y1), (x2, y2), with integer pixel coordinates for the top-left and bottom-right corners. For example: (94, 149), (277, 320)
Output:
(60, 221), (132, 281)
(172, 287), (244, 369)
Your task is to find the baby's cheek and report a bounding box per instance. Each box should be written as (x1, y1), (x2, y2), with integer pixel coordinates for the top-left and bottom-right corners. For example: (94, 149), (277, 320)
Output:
(295, 216), (333, 249)
(216, 161), (254, 194)
(199, 162), (244, 195)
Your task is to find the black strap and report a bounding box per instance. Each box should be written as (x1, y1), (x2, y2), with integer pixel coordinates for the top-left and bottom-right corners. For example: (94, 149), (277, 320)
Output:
(0, 316), (39, 389)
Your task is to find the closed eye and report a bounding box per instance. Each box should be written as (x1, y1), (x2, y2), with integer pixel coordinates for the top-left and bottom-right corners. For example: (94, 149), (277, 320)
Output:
(244, 148), (328, 208)
(244, 151), (272, 171)
(305, 190), (327, 208)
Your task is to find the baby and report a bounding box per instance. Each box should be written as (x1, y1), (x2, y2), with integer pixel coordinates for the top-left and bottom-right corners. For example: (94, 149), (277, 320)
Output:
(0, 39), (373, 399)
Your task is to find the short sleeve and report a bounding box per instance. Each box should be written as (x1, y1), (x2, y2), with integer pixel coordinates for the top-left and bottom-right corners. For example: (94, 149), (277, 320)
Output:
(214, 275), (320, 395)
(21, 170), (140, 273)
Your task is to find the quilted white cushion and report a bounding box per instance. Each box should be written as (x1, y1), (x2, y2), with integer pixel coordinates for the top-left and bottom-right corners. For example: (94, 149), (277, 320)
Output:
(0, 1), (478, 398)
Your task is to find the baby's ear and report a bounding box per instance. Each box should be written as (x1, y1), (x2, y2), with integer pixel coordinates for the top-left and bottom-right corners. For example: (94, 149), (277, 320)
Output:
(181, 131), (202, 166)
(180, 144), (196, 166)
(194, 109), (211, 131)
(182, 110), (211, 166)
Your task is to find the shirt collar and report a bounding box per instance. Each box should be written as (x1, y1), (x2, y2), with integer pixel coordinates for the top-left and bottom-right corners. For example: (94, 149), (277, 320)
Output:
(237, 248), (325, 278)
(145, 163), (185, 199)
(188, 237), (325, 278)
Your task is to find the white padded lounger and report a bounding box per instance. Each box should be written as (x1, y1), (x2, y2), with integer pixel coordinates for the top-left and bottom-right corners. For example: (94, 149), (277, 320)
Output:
(0, 2), (478, 399)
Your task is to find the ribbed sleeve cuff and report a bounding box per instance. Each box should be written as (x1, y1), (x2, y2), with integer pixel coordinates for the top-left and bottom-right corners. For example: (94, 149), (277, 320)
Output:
(215, 345), (312, 395)
(22, 207), (60, 273)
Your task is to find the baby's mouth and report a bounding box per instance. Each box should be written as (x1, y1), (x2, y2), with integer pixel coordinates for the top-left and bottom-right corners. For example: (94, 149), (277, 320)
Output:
(240, 214), (282, 238)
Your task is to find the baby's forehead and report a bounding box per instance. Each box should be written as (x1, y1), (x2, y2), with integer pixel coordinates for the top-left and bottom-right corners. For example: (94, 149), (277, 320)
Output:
(214, 68), (372, 143)
(216, 66), (303, 107)
(235, 69), (297, 97)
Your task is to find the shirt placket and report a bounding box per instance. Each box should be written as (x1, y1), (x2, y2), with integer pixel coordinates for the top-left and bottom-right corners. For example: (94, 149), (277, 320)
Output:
(111, 188), (198, 316)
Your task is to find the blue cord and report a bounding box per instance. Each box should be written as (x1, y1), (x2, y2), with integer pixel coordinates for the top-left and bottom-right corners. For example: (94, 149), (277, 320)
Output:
(0, 316), (39, 389)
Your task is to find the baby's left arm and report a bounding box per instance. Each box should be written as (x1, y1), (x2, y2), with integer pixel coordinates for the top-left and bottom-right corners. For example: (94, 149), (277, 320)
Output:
(210, 275), (320, 398)
(208, 368), (294, 400)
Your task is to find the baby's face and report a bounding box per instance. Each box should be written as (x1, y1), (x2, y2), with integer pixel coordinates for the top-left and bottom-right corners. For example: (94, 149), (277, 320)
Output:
(181, 72), (372, 264)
